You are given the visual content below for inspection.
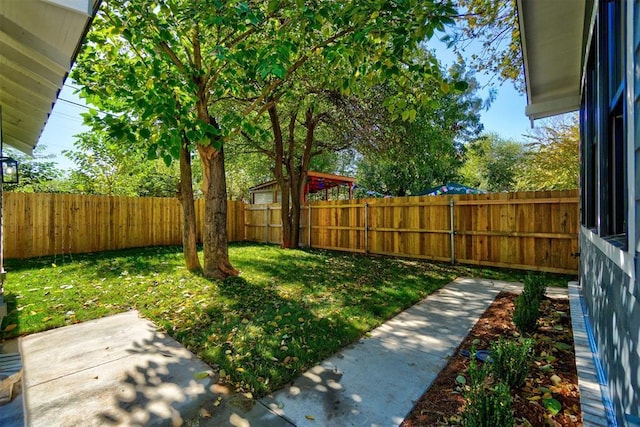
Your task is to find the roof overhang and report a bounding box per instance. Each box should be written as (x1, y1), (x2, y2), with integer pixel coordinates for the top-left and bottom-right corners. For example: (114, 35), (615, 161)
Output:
(0, 0), (100, 155)
(517, 0), (589, 121)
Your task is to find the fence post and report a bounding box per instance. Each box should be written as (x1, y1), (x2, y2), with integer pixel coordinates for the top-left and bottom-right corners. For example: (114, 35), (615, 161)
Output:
(449, 198), (455, 264)
(265, 205), (270, 243)
(308, 204), (312, 248)
(364, 202), (369, 254)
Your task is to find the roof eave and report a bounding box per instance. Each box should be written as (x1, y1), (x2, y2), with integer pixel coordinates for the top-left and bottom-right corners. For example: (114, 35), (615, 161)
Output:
(517, 0), (587, 122)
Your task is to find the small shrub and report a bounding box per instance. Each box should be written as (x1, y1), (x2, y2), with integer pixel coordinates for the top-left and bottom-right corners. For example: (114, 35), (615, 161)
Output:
(513, 291), (541, 334)
(490, 337), (534, 389)
(467, 347), (490, 389)
(523, 274), (547, 302)
(463, 381), (514, 427)
(463, 349), (514, 427)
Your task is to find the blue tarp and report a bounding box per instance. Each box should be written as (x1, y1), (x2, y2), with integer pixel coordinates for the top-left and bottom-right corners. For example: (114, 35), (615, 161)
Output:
(416, 182), (486, 196)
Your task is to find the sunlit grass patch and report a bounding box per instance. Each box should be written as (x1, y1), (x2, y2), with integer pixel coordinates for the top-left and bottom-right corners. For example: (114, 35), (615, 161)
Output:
(1, 242), (571, 397)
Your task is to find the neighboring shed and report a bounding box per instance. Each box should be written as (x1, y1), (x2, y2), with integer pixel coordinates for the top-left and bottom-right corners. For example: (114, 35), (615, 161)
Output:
(249, 171), (356, 204)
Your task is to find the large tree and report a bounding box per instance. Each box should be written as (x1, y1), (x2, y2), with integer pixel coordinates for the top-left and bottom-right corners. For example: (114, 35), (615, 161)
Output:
(74, 0), (459, 274)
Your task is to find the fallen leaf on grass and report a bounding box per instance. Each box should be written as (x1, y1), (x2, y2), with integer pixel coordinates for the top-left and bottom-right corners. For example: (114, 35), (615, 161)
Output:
(194, 371), (211, 380)
(543, 398), (562, 415)
(3, 324), (17, 332)
(554, 342), (572, 351)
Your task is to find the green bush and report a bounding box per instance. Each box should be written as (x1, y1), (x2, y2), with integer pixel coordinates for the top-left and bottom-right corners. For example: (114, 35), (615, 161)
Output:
(490, 337), (534, 388)
(467, 347), (490, 388)
(463, 350), (514, 427)
(463, 381), (514, 427)
(513, 291), (541, 334)
(513, 274), (547, 334)
(523, 274), (547, 302)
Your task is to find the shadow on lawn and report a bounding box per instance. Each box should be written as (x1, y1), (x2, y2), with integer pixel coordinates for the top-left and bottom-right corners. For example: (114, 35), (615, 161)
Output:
(198, 274), (364, 396)
(98, 274), (366, 426)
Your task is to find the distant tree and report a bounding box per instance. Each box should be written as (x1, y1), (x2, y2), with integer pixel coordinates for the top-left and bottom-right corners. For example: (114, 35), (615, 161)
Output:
(459, 133), (527, 192)
(224, 147), (271, 201)
(63, 131), (180, 197)
(356, 64), (484, 196)
(515, 115), (579, 191)
(2, 146), (64, 193)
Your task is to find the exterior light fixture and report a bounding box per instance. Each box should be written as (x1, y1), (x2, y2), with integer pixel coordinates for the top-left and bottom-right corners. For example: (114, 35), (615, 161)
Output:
(0, 156), (18, 184)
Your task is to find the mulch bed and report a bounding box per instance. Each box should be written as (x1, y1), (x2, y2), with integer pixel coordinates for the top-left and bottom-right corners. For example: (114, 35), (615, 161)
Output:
(402, 292), (583, 426)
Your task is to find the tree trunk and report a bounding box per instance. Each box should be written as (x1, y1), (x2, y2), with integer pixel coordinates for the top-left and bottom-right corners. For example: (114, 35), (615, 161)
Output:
(177, 139), (201, 271)
(284, 107), (316, 249)
(289, 196), (302, 248)
(280, 179), (293, 248)
(198, 142), (238, 279)
(284, 168), (305, 249)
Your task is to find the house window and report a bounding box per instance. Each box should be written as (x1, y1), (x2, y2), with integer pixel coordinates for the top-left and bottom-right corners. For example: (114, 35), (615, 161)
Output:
(606, 0), (624, 97)
(580, 0), (628, 248)
(581, 44), (597, 229)
(604, 98), (626, 241)
(602, 0), (626, 245)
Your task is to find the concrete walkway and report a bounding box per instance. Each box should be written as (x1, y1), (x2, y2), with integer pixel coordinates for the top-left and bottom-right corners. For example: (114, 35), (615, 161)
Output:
(5, 311), (217, 427)
(1, 277), (565, 427)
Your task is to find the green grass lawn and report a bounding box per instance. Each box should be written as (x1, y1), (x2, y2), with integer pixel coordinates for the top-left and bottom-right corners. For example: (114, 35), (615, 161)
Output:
(0, 242), (572, 397)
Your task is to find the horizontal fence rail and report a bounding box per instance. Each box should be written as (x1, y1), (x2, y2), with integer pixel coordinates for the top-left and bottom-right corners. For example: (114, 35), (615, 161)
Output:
(3, 190), (579, 274)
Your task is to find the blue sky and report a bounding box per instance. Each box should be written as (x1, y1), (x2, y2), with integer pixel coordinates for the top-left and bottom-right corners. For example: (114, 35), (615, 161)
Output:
(37, 39), (534, 170)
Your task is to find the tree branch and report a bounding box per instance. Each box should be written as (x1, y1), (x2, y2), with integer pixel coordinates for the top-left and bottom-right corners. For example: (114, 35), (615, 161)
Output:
(158, 41), (187, 74)
(243, 25), (356, 117)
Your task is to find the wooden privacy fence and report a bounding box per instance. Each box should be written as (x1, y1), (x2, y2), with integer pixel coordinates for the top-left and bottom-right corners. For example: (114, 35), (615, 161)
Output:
(3, 190), (579, 274)
(245, 190), (579, 274)
(2, 193), (245, 259)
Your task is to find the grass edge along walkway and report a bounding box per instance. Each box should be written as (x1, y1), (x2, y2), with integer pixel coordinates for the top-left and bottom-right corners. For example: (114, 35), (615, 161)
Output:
(0, 242), (573, 398)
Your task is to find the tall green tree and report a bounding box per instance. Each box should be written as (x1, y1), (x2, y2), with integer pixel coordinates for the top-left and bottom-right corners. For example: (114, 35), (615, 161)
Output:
(237, 2), (458, 248)
(242, 49), (457, 248)
(74, 0), (458, 275)
(459, 133), (527, 192)
(515, 115), (579, 191)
